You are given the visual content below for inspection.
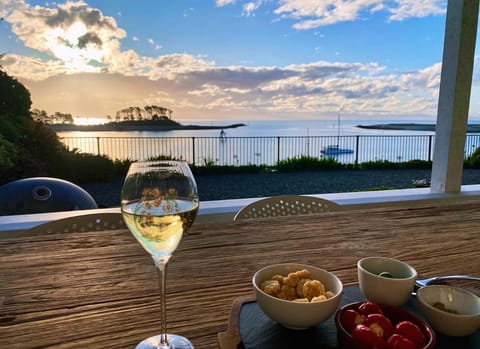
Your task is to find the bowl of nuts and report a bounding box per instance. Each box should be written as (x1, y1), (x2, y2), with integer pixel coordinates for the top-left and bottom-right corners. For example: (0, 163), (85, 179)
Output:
(252, 263), (343, 329)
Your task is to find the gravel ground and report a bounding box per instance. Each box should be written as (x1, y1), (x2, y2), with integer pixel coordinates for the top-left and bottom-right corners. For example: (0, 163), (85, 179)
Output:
(80, 168), (480, 208)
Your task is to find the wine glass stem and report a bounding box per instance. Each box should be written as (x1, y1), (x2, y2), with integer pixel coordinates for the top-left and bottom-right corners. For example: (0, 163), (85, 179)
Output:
(155, 259), (169, 348)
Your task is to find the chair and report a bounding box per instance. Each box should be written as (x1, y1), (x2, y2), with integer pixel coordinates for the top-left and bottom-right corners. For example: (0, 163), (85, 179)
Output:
(233, 195), (340, 221)
(19, 212), (126, 236)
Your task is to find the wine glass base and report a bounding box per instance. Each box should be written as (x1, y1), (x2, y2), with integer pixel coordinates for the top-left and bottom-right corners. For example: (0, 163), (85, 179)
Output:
(135, 334), (194, 349)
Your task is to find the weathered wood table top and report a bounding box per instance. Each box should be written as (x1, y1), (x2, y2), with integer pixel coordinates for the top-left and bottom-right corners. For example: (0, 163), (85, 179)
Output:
(1, 201), (479, 348)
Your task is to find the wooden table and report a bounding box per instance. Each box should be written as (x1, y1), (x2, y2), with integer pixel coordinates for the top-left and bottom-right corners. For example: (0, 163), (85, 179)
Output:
(1, 201), (479, 348)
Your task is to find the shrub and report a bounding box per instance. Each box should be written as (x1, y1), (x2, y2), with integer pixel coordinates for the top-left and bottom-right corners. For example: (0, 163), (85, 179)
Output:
(55, 150), (117, 183)
(148, 155), (181, 161)
(191, 164), (268, 176)
(405, 159), (432, 169)
(0, 134), (16, 169)
(0, 69), (31, 117)
(275, 156), (344, 172)
(464, 146), (480, 168)
(113, 159), (134, 177)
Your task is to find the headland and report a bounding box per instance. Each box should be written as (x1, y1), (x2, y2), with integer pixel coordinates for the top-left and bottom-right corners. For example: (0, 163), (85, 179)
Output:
(48, 119), (246, 132)
(357, 123), (480, 133)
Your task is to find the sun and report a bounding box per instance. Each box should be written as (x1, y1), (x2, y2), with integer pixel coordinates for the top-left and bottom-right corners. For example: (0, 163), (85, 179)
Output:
(45, 21), (105, 73)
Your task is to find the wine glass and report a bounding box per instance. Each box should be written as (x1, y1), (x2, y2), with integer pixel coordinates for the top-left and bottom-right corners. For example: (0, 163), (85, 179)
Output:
(121, 160), (199, 349)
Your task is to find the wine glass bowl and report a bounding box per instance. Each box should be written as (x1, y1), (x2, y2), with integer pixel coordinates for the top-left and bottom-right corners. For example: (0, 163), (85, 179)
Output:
(121, 160), (199, 349)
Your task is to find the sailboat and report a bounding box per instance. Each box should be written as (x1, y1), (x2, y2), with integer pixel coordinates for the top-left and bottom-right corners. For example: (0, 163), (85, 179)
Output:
(321, 110), (354, 156)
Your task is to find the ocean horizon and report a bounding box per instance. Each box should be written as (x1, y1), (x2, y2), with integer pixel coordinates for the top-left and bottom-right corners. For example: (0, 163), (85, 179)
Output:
(58, 118), (449, 139)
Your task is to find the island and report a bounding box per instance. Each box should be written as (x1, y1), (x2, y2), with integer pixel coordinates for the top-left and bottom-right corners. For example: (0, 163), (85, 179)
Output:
(47, 119), (246, 132)
(357, 123), (480, 133)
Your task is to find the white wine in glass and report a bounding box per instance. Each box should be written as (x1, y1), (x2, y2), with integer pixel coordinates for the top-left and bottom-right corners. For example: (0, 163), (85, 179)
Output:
(121, 160), (199, 349)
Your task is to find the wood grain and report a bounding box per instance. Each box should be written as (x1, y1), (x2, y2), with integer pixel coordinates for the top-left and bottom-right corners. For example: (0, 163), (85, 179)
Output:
(0, 201), (479, 348)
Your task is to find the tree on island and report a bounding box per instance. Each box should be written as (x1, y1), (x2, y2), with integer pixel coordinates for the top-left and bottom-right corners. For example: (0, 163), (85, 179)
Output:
(31, 109), (74, 124)
(115, 105), (173, 122)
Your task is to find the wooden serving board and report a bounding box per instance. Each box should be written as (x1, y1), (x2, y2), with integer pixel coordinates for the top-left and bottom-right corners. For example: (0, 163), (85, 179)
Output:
(218, 284), (479, 349)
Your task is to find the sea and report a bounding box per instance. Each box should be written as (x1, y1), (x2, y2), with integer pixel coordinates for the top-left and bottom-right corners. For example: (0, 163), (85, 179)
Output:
(56, 118), (480, 165)
(58, 119), (439, 138)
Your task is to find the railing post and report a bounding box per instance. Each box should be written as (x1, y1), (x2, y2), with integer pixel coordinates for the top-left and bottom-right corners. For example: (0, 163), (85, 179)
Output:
(428, 135), (432, 162)
(59, 134), (441, 167)
(192, 137), (196, 166)
(277, 136), (280, 164)
(355, 136), (359, 165)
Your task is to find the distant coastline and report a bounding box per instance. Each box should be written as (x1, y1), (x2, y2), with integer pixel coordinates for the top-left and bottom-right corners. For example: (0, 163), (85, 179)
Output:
(48, 119), (246, 132)
(357, 123), (480, 133)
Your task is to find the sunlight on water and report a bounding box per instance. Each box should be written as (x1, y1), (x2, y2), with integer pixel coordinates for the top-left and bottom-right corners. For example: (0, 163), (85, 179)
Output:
(73, 117), (108, 125)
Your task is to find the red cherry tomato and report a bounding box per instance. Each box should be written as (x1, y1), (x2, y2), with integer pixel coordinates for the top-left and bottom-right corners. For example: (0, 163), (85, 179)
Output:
(386, 333), (416, 349)
(395, 321), (425, 348)
(351, 324), (386, 349)
(358, 301), (384, 316)
(340, 309), (365, 332)
(364, 313), (394, 339)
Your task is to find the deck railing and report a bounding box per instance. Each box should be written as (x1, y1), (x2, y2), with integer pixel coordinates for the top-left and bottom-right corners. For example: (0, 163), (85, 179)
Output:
(59, 134), (480, 166)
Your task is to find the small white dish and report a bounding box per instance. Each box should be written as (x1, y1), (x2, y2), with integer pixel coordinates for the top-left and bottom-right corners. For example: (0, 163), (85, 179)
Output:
(416, 285), (480, 337)
(357, 256), (417, 306)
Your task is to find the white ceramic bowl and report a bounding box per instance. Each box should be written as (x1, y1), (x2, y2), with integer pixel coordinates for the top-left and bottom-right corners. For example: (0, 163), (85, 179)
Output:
(253, 263), (343, 329)
(416, 285), (480, 337)
(357, 256), (417, 306)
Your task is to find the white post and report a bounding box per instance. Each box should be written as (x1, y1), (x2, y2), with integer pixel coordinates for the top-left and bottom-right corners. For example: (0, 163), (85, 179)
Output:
(431, 0), (479, 193)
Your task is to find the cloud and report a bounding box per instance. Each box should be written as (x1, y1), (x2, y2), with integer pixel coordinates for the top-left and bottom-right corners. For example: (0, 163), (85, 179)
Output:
(274, 0), (382, 29)
(216, 0), (238, 6)
(218, 0), (446, 29)
(2, 53), (71, 80)
(77, 32), (102, 48)
(388, 0), (446, 21)
(243, 2), (262, 16)
(0, 0), (25, 18)
(400, 63), (442, 90)
(147, 54), (216, 80)
(15, 57), (443, 119)
(0, 0), (447, 120)
(3, 0), (125, 72)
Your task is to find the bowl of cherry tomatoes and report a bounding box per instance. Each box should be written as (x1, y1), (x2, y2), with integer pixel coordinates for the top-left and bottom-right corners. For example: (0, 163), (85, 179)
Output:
(335, 301), (436, 349)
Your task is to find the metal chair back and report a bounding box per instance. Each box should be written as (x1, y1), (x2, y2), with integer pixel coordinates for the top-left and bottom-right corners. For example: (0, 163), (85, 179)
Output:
(233, 195), (340, 221)
(19, 212), (125, 236)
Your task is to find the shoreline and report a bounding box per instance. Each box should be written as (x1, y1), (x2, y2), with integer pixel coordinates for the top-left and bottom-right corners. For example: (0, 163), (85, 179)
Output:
(357, 123), (480, 133)
(48, 122), (246, 132)
(49, 122), (480, 133)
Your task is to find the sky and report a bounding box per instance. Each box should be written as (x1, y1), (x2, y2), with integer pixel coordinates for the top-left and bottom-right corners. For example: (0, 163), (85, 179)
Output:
(0, 0), (477, 123)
